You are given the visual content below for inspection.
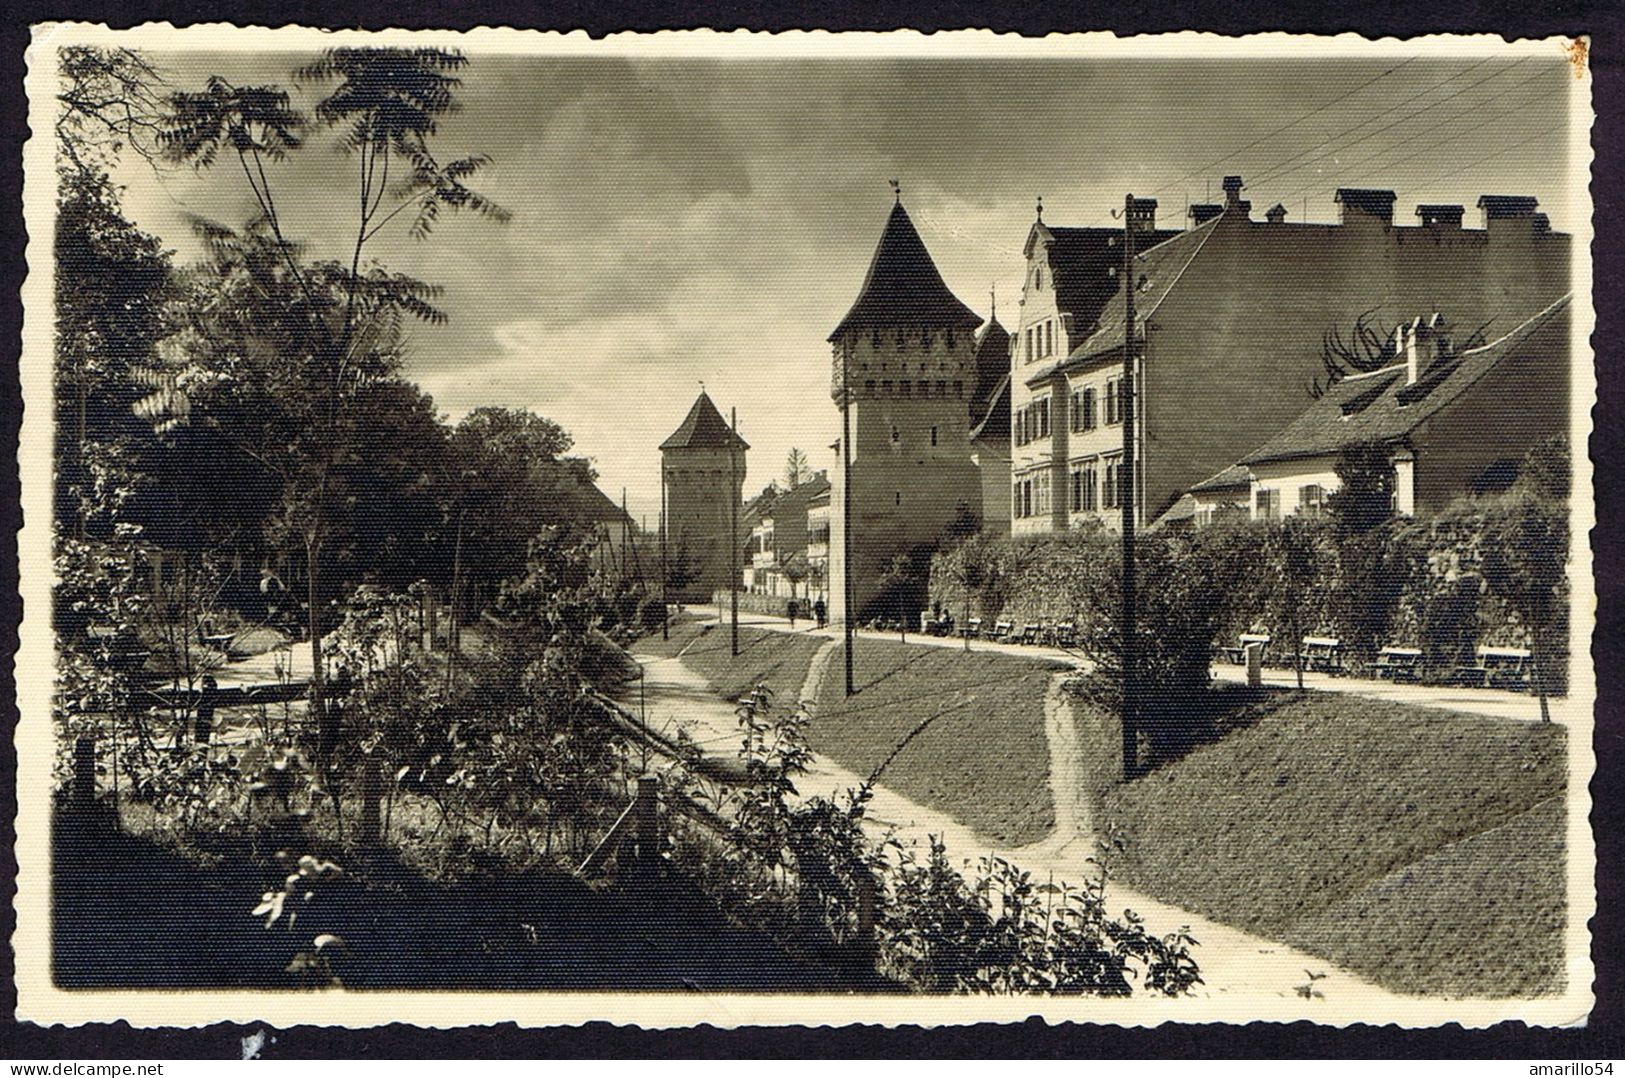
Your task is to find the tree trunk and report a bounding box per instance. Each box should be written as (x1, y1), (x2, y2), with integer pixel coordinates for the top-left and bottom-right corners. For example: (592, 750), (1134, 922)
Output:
(1531, 638), (1553, 724)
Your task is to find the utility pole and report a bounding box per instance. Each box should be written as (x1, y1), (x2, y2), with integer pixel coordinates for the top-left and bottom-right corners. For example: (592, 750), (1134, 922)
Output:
(842, 338), (855, 697)
(730, 406), (740, 657)
(659, 464), (669, 641)
(1120, 193), (1139, 782)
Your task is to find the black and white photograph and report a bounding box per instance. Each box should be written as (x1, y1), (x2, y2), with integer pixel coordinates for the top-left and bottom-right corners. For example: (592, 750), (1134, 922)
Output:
(13, 24), (1596, 1030)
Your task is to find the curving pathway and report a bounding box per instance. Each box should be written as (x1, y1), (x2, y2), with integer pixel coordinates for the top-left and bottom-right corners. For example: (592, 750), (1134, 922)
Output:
(635, 643), (1413, 1004)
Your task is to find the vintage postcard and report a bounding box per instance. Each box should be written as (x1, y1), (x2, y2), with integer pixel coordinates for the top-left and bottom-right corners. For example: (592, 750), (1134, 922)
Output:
(14, 23), (1596, 1029)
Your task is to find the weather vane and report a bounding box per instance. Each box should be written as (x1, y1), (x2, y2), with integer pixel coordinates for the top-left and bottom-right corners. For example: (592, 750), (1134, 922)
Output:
(1036, 195), (1044, 221)
(890, 178), (901, 203)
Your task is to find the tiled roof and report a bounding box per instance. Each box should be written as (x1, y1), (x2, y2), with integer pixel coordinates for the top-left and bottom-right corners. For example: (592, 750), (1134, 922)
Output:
(828, 202), (983, 341)
(765, 475), (831, 521)
(1043, 225), (1182, 337)
(1026, 213), (1225, 386)
(970, 374), (1011, 442)
(1240, 295), (1571, 466)
(1188, 463), (1253, 494)
(971, 315), (1010, 424)
(1478, 195), (1539, 219)
(659, 391), (749, 451)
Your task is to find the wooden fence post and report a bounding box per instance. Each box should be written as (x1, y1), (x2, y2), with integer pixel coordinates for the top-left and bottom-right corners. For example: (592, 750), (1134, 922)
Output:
(634, 774), (661, 868)
(359, 755), (382, 846)
(72, 736), (96, 812)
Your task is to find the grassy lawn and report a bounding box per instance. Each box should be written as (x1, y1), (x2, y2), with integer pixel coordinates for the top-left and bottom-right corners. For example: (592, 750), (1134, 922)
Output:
(1082, 689), (1566, 996)
(633, 617), (830, 705)
(811, 640), (1065, 847)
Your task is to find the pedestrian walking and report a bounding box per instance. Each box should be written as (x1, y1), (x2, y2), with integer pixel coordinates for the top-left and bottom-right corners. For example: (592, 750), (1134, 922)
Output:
(813, 598), (826, 628)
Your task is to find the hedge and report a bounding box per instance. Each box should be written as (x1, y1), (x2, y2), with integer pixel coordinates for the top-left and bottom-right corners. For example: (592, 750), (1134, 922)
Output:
(928, 493), (1570, 692)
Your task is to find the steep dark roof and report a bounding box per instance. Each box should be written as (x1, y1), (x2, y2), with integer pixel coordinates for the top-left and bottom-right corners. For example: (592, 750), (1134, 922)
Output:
(1027, 213), (1225, 386)
(660, 391), (749, 451)
(1240, 295), (1571, 466)
(1041, 225), (1183, 337)
(971, 314), (1011, 421)
(1335, 188), (1398, 215)
(828, 202), (983, 341)
(970, 374), (1011, 444)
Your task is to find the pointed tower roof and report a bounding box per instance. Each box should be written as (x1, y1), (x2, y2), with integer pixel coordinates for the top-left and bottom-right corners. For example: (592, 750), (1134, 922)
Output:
(660, 391), (749, 451)
(828, 200), (984, 342)
(970, 309), (1011, 423)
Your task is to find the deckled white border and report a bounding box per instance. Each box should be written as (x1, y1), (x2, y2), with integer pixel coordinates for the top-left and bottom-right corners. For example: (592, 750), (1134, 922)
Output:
(15, 21), (1598, 1029)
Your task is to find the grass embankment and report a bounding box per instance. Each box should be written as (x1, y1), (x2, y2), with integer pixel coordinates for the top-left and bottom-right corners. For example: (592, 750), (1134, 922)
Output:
(1077, 690), (1566, 997)
(633, 617), (830, 705)
(812, 640), (1066, 847)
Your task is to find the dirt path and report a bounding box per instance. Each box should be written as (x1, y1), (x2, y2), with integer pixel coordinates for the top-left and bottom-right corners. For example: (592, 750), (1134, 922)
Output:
(635, 645), (1413, 1005)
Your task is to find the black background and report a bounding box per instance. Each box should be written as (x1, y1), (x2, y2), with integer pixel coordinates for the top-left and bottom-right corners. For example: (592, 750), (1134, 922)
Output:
(0, 0), (1618, 1059)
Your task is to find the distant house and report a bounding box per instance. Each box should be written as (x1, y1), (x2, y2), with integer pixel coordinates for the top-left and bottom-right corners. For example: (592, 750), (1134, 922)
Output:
(1233, 295), (1571, 520)
(743, 473), (831, 599)
(1012, 175), (1571, 534)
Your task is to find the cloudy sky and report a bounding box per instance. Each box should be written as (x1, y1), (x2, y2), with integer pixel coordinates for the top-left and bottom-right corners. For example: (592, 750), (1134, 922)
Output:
(113, 42), (1581, 526)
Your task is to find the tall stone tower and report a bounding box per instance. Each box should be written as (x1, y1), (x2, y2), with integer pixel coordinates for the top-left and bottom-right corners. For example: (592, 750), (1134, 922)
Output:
(828, 194), (985, 625)
(660, 390), (748, 603)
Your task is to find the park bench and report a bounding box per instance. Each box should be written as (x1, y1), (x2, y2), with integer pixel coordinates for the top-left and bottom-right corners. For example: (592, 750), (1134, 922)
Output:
(1050, 623), (1078, 648)
(1453, 646), (1532, 691)
(1370, 646), (1423, 682)
(1221, 633), (1271, 666)
(962, 616), (983, 640)
(1297, 636), (1345, 674)
(989, 620), (1014, 642)
(924, 616), (953, 637)
(1020, 623), (1043, 645)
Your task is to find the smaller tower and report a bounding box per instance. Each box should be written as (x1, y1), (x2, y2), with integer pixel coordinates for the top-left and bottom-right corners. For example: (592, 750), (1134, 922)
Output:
(660, 391), (748, 603)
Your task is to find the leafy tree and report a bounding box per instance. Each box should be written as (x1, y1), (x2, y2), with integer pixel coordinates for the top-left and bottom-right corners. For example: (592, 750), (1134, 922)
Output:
(1268, 517), (1321, 690)
(149, 48), (508, 757)
(1327, 442), (1396, 538)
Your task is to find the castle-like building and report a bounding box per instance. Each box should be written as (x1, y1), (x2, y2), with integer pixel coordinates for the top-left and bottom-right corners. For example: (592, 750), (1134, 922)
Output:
(1008, 176), (1572, 533)
(660, 390), (747, 603)
(826, 195), (1004, 623)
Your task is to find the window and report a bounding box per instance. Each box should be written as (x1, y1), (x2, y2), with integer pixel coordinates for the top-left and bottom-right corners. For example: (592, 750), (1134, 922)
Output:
(1038, 397), (1051, 438)
(1026, 328), (1035, 363)
(864, 379), (875, 394)
(1024, 480), (1034, 519)
(1255, 488), (1281, 522)
(1105, 377), (1122, 425)
(1103, 456), (1123, 509)
(936, 379), (946, 396)
(896, 491), (902, 507)
(890, 424), (900, 444)
(900, 380), (911, 397)
(952, 380), (963, 397)
(918, 379), (929, 396)
(1071, 461), (1098, 512)
(1035, 472), (1051, 515)
(1082, 387), (1097, 430)
(882, 379), (893, 394)
(1035, 266), (1044, 290)
(1298, 484), (1326, 517)
(1045, 321), (1054, 357)
(1013, 482), (1023, 519)
(947, 329), (956, 350)
(930, 426), (938, 446)
(895, 330), (906, 351)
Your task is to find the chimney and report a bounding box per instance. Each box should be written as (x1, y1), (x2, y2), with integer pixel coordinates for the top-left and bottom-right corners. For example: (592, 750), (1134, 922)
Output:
(1127, 196), (1158, 234)
(1220, 175), (1250, 219)
(1477, 194), (1539, 229)
(1336, 188), (1397, 227)
(1416, 204), (1464, 230)
(1265, 203), (1287, 225)
(1399, 316), (1426, 385)
(1189, 203), (1223, 225)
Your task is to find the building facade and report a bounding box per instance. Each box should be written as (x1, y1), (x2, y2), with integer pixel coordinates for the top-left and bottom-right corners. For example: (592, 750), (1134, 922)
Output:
(660, 390), (747, 603)
(1012, 176), (1572, 535)
(827, 197), (987, 623)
